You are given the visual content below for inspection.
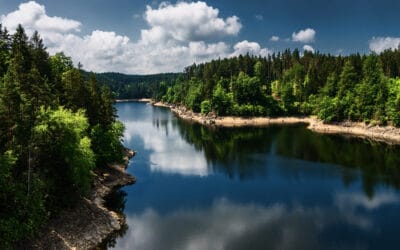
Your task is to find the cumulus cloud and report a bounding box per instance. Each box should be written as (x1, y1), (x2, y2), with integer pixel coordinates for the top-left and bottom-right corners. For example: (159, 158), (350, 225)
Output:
(0, 1), (271, 74)
(292, 28), (316, 43)
(303, 45), (315, 53)
(369, 37), (400, 53)
(270, 36), (280, 42)
(232, 40), (271, 57)
(0, 1), (81, 33)
(143, 1), (242, 42)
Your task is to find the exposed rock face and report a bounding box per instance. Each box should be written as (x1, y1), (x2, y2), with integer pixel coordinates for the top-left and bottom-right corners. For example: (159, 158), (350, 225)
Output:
(31, 149), (136, 249)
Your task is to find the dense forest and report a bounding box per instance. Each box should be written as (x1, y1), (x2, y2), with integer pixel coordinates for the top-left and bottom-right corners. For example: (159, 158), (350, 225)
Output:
(0, 24), (125, 247)
(148, 48), (400, 126)
(87, 71), (181, 99)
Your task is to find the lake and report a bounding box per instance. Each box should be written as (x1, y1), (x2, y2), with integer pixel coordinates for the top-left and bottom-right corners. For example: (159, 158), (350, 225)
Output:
(104, 101), (400, 250)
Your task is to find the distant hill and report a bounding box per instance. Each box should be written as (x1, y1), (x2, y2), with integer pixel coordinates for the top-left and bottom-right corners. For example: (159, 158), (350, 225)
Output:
(82, 71), (182, 99)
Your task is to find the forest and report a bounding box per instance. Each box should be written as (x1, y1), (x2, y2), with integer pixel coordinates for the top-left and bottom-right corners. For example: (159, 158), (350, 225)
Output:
(88, 71), (181, 99)
(148, 48), (400, 126)
(0, 24), (125, 247)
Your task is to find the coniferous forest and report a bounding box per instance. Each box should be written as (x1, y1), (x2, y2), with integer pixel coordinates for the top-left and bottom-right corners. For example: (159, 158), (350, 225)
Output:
(2, 21), (400, 248)
(0, 25), (125, 247)
(149, 48), (400, 126)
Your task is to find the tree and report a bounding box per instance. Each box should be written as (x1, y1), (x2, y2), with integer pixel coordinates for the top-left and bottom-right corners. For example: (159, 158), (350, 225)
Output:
(386, 78), (400, 126)
(0, 25), (126, 247)
(231, 72), (263, 105)
(337, 60), (358, 98)
(30, 31), (51, 78)
(34, 107), (95, 207)
(212, 83), (232, 115)
(0, 24), (11, 77)
(353, 54), (388, 122)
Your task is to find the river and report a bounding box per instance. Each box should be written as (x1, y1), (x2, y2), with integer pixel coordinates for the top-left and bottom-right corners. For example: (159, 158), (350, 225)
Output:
(104, 101), (400, 250)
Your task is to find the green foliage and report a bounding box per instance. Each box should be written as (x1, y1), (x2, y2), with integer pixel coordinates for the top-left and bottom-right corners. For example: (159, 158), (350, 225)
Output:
(150, 47), (400, 127)
(231, 72), (263, 105)
(91, 122), (125, 166)
(337, 60), (358, 98)
(34, 107), (95, 199)
(184, 80), (202, 112)
(211, 83), (232, 115)
(0, 151), (47, 248)
(316, 96), (340, 122)
(386, 78), (400, 126)
(0, 26), (125, 246)
(200, 100), (212, 114)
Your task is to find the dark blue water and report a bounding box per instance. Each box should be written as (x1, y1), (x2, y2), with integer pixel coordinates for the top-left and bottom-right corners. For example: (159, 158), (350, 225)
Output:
(107, 102), (400, 250)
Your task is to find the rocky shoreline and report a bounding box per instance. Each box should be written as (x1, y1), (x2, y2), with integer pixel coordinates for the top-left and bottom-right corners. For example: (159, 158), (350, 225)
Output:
(30, 149), (136, 249)
(115, 98), (152, 103)
(153, 102), (400, 145)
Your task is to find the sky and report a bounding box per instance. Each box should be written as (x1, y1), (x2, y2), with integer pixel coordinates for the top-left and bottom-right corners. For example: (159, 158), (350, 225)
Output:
(1, 0), (400, 74)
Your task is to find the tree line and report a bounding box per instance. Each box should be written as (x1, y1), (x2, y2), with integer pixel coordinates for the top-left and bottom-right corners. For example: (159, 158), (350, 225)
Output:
(0, 24), (125, 247)
(151, 48), (400, 126)
(89, 71), (181, 99)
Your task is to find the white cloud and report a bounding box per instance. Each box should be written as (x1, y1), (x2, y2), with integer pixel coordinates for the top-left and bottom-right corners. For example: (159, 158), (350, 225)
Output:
(0, 1), (81, 33)
(270, 36), (280, 42)
(292, 28), (316, 43)
(189, 41), (230, 58)
(303, 45), (315, 53)
(143, 1), (241, 42)
(369, 37), (400, 53)
(232, 40), (271, 57)
(1, 1), (272, 74)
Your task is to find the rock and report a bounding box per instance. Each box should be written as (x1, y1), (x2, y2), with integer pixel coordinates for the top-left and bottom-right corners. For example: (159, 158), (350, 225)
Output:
(30, 149), (136, 250)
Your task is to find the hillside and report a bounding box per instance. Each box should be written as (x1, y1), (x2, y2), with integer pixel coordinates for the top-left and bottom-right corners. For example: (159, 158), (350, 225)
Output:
(82, 71), (182, 99)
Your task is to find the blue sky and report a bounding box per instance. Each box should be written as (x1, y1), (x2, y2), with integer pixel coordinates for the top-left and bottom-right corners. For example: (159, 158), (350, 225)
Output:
(1, 0), (400, 74)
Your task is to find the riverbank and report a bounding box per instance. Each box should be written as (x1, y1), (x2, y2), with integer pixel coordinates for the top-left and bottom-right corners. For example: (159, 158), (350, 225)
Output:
(153, 101), (400, 144)
(30, 149), (136, 249)
(115, 98), (152, 103)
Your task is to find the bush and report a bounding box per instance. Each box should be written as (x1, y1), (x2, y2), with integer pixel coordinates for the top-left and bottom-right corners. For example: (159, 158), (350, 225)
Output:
(201, 100), (212, 114)
(91, 121), (125, 166)
(317, 96), (339, 122)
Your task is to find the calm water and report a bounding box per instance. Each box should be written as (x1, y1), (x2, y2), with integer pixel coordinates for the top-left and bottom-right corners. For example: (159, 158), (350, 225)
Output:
(105, 102), (400, 250)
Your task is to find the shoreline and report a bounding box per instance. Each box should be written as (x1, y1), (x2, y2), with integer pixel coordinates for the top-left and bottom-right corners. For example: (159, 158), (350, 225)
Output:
(31, 149), (136, 249)
(115, 98), (152, 103)
(153, 101), (400, 144)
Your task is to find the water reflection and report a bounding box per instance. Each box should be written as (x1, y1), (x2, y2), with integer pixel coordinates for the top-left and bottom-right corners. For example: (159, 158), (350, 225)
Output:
(112, 102), (400, 250)
(335, 191), (400, 211)
(99, 190), (129, 249)
(112, 197), (390, 250)
(120, 102), (400, 195)
(172, 119), (400, 197)
(122, 107), (209, 176)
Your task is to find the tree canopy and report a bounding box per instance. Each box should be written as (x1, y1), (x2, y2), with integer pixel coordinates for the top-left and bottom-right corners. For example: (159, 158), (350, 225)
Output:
(0, 24), (125, 248)
(146, 49), (400, 126)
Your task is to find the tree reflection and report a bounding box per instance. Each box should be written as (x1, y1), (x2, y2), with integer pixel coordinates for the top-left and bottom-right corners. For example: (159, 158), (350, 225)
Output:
(98, 190), (129, 249)
(172, 119), (400, 197)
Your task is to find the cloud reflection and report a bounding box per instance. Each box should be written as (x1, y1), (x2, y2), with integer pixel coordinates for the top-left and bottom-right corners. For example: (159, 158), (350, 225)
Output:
(111, 199), (372, 250)
(335, 191), (400, 211)
(124, 120), (209, 176)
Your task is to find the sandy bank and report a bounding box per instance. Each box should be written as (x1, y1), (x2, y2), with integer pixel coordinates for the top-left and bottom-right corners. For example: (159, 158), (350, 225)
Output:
(31, 149), (136, 249)
(115, 98), (152, 103)
(154, 102), (400, 144)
